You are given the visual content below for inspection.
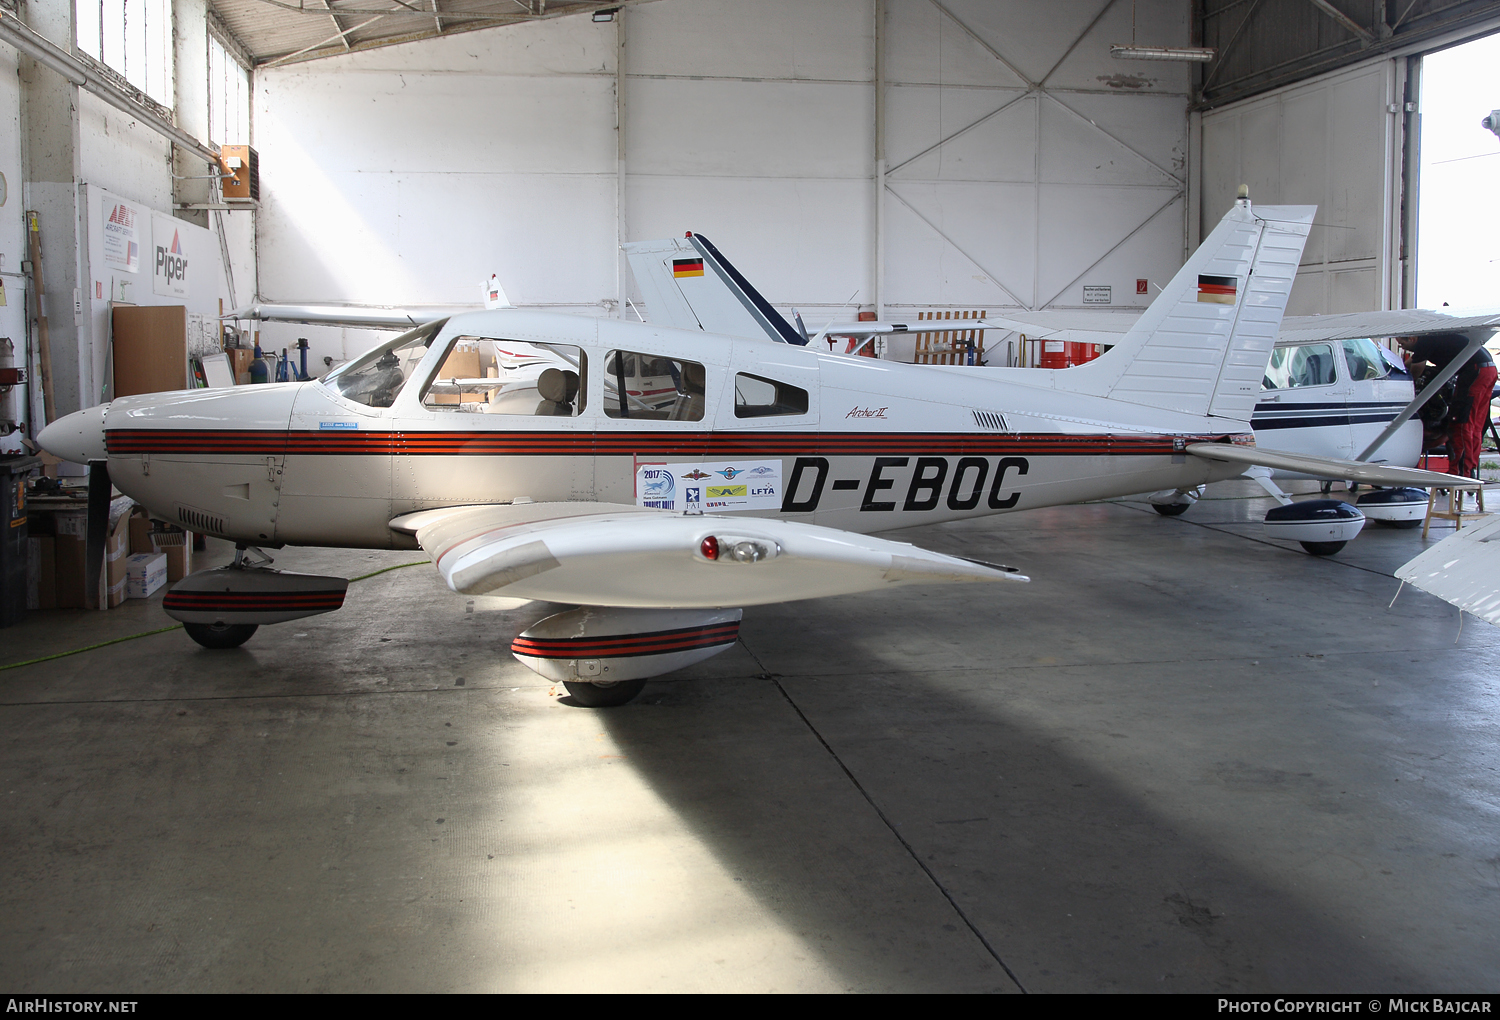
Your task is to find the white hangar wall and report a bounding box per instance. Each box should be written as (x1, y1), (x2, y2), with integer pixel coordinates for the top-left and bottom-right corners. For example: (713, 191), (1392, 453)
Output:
(0, 0), (252, 433)
(1199, 59), (1408, 315)
(252, 0), (1194, 362)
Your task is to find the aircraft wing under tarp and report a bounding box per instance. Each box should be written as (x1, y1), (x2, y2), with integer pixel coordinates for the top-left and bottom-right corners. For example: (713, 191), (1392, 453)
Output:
(1185, 443), (1475, 488)
(826, 307), (1500, 344)
(1277, 309), (1500, 344)
(227, 303), (478, 329)
(1396, 513), (1500, 625)
(390, 502), (1027, 608)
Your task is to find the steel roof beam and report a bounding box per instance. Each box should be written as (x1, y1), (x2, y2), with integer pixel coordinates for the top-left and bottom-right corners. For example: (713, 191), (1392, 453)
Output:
(1304, 0), (1376, 44)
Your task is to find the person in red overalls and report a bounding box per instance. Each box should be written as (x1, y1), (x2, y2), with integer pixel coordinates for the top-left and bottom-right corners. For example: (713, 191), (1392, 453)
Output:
(1398, 333), (1498, 478)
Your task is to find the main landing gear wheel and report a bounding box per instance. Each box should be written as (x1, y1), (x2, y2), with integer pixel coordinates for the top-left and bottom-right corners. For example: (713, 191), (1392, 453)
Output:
(562, 678), (647, 707)
(1153, 502), (1192, 517)
(183, 622), (259, 649)
(1299, 541), (1346, 556)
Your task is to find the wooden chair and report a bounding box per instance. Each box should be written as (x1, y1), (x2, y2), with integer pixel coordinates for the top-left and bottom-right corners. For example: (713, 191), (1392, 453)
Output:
(1422, 482), (1490, 539)
(913, 310), (986, 366)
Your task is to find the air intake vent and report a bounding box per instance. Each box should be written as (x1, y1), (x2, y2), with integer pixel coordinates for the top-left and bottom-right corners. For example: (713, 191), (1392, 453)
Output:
(177, 505), (226, 535)
(972, 410), (1009, 431)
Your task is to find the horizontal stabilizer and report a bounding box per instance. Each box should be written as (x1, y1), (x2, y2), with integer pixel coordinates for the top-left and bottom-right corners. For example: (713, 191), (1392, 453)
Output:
(1186, 443), (1474, 488)
(391, 502), (1027, 608)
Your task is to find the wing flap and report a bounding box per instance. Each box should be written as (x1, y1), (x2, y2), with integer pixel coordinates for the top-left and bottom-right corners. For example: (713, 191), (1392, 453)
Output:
(392, 502), (1028, 608)
(1396, 514), (1500, 625)
(1185, 443), (1474, 488)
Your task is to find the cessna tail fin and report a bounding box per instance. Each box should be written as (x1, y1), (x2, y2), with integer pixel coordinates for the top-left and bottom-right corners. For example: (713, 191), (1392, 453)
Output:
(623, 234), (806, 345)
(1064, 194), (1315, 421)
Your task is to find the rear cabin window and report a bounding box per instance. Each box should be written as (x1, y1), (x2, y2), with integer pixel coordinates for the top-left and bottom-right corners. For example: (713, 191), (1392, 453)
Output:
(734, 373), (809, 418)
(421, 338), (586, 417)
(324, 318), (447, 408)
(1263, 343), (1337, 390)
(603, 351), (705, 422)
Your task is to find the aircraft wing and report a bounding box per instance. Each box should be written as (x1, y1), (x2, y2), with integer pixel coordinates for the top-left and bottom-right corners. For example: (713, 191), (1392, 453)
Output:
(227, 302), (478, 330)
(1395, 514), (1500, 625)
(1277, 308), (1500, 343)
(1185, 443), (1475, 488)
(819, 310), (1142, 341)
(823, 307), (1500, 343)
(389, 502), (1027, 608)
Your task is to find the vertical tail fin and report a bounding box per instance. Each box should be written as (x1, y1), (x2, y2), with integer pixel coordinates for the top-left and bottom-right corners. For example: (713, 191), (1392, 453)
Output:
(623, 233), (806, 345)
(1065, 195), (1314, 422)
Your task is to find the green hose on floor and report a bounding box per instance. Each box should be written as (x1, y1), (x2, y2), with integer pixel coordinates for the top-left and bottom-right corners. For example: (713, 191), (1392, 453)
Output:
(0, 561), (429, 673)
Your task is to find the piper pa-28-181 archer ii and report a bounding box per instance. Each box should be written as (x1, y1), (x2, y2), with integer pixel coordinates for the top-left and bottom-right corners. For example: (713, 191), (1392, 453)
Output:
(36, 192), (1478, 706)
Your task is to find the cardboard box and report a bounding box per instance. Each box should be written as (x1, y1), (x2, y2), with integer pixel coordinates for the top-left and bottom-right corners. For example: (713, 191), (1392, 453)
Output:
(125, 553), (167, 599)
(166, 538), (192, 582)
(53, 503), (133, 609)
(434, 348), (484, 404)
(53, 511), (87, 609)
(226, 348), (254, 386)
(105, 511), (130, 608)
(127, 512), (191, 579)
(128, 510), (153, 555)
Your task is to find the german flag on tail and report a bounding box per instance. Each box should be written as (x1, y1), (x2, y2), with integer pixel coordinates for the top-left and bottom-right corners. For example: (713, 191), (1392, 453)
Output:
(673, 257), (704, 278)
(1197, 274), (1237, 304)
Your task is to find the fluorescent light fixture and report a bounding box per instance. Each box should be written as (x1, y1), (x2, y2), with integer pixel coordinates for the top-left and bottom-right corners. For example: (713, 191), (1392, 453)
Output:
(592, 7), (618, 20)
(1110, 45), (1216, 62)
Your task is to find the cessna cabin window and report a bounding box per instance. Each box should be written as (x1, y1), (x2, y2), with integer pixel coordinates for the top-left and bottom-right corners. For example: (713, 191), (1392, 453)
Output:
(1262, 343), (1337, 391)
(1341, 338), (1391, 382)
(324, 318), (448, 408)
(420, 338), (587, 416)
(734, 373), (809, 418)
(602, 351), (705, 422)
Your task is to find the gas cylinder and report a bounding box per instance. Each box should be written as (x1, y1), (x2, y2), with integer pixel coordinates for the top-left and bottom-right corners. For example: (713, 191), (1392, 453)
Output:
(249, 340), (270, 384)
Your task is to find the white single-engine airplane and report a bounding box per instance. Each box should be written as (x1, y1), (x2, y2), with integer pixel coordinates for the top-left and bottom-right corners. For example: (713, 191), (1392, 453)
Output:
(36, 193), (1479, 706)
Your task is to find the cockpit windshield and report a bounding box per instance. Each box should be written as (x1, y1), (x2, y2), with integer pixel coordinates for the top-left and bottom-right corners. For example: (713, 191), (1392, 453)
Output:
(324, 318), (449, 408)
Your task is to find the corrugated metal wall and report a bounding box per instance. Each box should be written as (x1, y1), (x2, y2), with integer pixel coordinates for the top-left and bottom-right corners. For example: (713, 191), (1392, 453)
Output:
(1200, 57), (1406, 314)
(252, 0), (1199, 363)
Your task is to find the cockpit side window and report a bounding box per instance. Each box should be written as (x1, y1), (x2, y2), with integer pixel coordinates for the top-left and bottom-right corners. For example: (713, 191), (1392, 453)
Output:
(734, 373), (809, 418)
(602, 351), (705, 422)
(324, 318), (447, 408)
(420, 337), (587, 416)
(1341, 338), (1390, 382)
(1263, 343), (1337, 390)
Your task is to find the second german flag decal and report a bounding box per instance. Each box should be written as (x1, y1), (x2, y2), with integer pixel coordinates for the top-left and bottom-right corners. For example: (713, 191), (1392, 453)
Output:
(673, 257), (704, 278)
(1197, 274), (1237, 304)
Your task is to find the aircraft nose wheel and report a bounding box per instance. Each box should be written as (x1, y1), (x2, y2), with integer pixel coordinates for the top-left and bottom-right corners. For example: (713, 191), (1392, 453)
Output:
(1299, 541), (1346, 556)
(183, 622), (259, 649)
(1153, 501), (1192, 517)
(562, 678), (648, 707)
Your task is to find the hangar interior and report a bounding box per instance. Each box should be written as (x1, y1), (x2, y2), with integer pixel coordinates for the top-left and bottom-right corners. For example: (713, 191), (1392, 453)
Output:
(3, 0), (1500, 994)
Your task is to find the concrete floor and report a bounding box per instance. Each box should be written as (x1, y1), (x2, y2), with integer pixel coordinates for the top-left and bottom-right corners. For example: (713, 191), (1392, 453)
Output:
(3, 478), (1500, 993)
